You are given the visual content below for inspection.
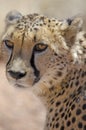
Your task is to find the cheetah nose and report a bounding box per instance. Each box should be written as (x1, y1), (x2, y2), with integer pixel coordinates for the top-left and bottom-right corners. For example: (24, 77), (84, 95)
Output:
(8, 70), (27, 79)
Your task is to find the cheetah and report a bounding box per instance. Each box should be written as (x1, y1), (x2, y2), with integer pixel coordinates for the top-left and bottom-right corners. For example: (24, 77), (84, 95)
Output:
(1, 10), (86, 130)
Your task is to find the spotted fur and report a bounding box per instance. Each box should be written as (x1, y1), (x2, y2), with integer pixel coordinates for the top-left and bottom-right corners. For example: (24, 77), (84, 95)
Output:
(1, 11), (86, 130)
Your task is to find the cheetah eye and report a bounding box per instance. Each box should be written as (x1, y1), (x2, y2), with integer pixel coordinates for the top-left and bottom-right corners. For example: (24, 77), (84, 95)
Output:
(3, 40), (13, 49)
(34, 43), (48, 52)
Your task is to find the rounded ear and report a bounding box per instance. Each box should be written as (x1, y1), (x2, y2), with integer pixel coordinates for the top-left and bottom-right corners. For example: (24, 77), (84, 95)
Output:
(61, 16), (83, 48)
(68, 16), (83, 31)
(5, 10), (22, 25)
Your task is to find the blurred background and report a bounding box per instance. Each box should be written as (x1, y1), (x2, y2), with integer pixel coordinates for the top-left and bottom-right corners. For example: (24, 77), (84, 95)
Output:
(0, 0), (86, 130)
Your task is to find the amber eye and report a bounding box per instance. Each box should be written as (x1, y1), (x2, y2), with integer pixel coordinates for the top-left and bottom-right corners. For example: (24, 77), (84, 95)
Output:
(34, 43), (48, 52)
(3, 40), (13, 49)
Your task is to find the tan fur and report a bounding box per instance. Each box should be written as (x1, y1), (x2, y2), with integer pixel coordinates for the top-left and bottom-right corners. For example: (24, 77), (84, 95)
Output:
(1, 12), (86, 130)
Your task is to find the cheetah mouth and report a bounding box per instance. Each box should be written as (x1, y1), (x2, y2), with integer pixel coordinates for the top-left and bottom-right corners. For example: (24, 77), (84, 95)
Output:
(14, 77), (40, 88)
(15, 84), (26, 88)
(11, 75), (40, 88)
(14, 83), (29, 88)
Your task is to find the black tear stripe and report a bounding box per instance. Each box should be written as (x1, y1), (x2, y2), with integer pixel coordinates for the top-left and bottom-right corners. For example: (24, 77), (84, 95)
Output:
(30, 51), (40, 81)
(6, 48), (13, 66)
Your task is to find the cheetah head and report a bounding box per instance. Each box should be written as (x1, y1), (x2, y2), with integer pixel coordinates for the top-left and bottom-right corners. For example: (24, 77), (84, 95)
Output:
(1, 10), (83, 95)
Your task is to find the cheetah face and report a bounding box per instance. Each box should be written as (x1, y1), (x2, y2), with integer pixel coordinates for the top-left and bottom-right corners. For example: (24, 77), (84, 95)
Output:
(2, 13), (58, 88)
(2, 11), (83, 90)
(2, 31), (56, 88)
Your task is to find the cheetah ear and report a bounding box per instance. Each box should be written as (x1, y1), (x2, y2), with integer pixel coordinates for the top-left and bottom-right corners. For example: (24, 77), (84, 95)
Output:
(5, 10), (22, 25)
(62, 17), (83, 47)
(67, 16), (83, 30)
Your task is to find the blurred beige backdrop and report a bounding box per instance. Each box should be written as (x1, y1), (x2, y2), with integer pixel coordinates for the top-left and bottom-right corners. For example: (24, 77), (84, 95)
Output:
(0, 0), (86, 130)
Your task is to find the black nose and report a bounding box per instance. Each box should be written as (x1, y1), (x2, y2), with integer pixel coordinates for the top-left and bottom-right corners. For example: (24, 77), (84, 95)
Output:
(8, 70), (26, 79)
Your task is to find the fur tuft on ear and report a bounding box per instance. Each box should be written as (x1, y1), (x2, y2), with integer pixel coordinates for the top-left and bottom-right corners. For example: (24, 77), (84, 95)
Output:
(5, 10), (22, 25)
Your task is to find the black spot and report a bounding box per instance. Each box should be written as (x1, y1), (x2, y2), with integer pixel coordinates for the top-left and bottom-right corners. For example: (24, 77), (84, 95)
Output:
(84, 125), (86, 130)
(56, 23), (58, 25)
(81, 71), (86, 77)
(56, 117), (59, 121)
(61, 112), (65, 118)
(48, 19), (51, 23)
(79, 39), (83, 43)
(54, 53), (58, 56)
(82, 115), (86, 121)
(34, 28), (38, 31)
(72, 117), (76, 123)
(56, 101), (61, 107)
(55, 113), (58, 117)
(55, 123), (59, 128)
(71, 104), (75, 110)
(65, 115), (68, 120)
(77, 86), (82, 93)
(49, 86), (54, 91)
(34, 35), (36, 42)
(82, 104), (86, 110)
(75, 81), (79, 86)
(70, 82), (73, 87)
(63, 99), (67, 103)
(57, 71), (62, 76)
(50, 123), (52, 127)
(40, 24), (42, 26)
(65, 83), (69, 88)
(78, 122), (83, 128)
(66, 120), (71, 127)
(52, 117), (55, 121)
(49, 108), (53, 113)
(59, 107), (63, 112)
(60, 126), (64, 130)
(68, 112), (71, 117)
(76, 109), (81, 115)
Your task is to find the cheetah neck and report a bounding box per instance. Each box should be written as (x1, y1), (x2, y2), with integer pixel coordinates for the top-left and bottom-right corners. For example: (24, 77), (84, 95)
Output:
(32, 62), (85, 108)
